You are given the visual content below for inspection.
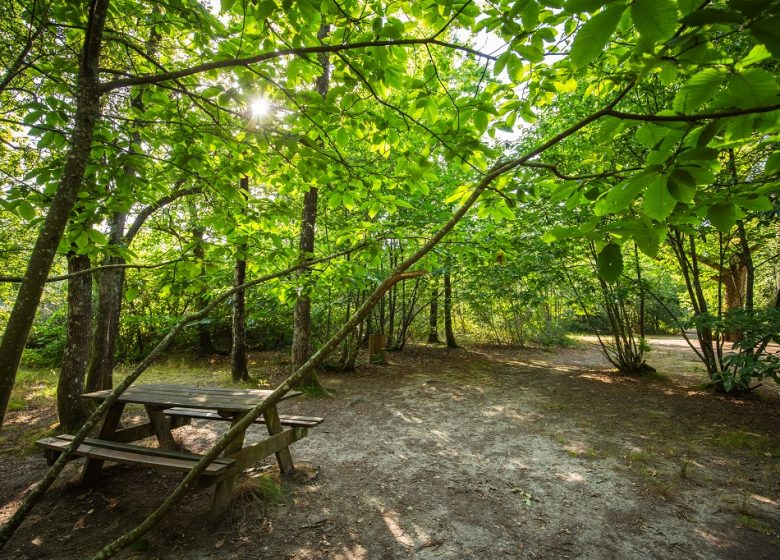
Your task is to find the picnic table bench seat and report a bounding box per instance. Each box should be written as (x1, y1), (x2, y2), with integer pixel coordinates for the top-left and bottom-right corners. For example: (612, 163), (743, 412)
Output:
(163, 407), (324, 428)
(36, 434), (235, 476)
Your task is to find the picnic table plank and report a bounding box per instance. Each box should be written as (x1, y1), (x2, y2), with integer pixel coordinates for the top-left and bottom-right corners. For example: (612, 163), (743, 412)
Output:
(82, 384), (302, 412)
(37, 436), (235, 475)
(164, 407), (323, 428)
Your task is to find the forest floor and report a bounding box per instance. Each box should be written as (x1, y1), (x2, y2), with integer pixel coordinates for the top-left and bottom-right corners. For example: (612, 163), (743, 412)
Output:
(1, 336), (779, 559)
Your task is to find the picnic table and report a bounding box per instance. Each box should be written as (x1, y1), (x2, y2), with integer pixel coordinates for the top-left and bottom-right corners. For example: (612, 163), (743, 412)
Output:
(37, 384), (322, 518)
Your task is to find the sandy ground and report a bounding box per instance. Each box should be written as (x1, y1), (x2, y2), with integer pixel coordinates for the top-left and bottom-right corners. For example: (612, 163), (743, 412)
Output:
(1, 336), (779, 559)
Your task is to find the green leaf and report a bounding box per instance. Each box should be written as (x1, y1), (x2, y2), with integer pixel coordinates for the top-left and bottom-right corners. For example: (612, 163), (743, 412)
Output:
(74, 230), (90, 249)
(725, 68), (778, 108)
(680, 8), (743, 26)
(696, 118), (726, 147)
(596, 174), (648, 215)
(597, 242), (623, 282)
(17, 200), (35, 221)
(643, 175), (676, 220)
(125, 286), (140, 302)
(569, 5), (626, 69)
(672, 68), (725, 113)
(631, 0), (678, 42)
(707, 201), (737, 231)
(737, 44), (772, 69)
(634, 224), (665, 257)
(668, 169), (696, 203)
(564, 0), (607, 13)
(750, 15), (780, 58)
(765, 152), (780, 175)
(636, 123), (667, 148)
(733, 194), (773, 211)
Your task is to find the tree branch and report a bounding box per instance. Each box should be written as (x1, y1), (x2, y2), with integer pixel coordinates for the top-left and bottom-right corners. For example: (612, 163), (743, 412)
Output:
(99, 38), (496, 93)
(606, 104), (780, 123)
(0, 257), (186, 283)
(124, 183), (200, 244)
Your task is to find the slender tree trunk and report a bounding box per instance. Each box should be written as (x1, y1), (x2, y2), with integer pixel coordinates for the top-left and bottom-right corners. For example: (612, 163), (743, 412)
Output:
(0, 0), (109, 426)
(192, 227), (216, 354)
(428, 284), (440, 343)
(231, 178), (249, 382)
(736, 220), (754, 313)
(634, 243), (645, 340)
(86, 213), (125, 392)
(57, 253), (93, 431)
(444, 271), (458, 348)
(292, 23), (330, 391)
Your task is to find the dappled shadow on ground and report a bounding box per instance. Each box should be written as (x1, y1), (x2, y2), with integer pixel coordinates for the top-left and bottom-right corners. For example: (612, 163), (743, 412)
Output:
(1, 337), (779, 559)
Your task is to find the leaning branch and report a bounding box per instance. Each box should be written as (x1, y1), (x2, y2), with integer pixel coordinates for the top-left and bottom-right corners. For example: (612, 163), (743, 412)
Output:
(0, 258), (185, 283)
(521, 161), (642, 181)
(606, 104), (780, 122)
(99, 38), (496, 92)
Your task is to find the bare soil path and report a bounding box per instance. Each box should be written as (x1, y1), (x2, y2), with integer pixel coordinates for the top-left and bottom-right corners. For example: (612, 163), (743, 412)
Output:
(1, 336), (778, 559)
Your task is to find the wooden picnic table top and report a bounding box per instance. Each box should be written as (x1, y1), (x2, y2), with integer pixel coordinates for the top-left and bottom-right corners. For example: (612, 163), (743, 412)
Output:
(82, 383), (302, 413)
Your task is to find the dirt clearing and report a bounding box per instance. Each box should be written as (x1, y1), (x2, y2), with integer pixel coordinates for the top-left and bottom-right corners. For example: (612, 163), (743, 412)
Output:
(1, 336), (779, 559)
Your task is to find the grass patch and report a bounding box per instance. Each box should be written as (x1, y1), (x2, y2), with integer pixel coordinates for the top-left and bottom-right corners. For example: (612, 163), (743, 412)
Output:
(8, 367), (59, 411)
(235, 473), (286, 506)
(626, 450), (649, 463)
(738, 514), (776, 536)
(115, 355), (272, 388)
(713, 429), (775, 455)
(1, 424), (59, 456)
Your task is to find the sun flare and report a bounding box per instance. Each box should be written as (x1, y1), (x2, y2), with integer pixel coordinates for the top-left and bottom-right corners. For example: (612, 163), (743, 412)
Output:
(249, 96), (270, 119)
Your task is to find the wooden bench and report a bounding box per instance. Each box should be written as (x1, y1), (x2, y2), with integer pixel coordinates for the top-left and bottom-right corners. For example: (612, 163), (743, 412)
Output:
(36, 435), (235, 476)
(164, 407), (324, 428)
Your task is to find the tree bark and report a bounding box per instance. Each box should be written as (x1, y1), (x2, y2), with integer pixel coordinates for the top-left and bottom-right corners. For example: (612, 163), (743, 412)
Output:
(231, 177), (250, 382)
(57, 253), (93, 431)
(192, 227), (216, 354)
(0, 0), (110, 426)
(444, 271), (458, 348)
(85, 213), (125, 392)
(428, 284), (440, 343)
(291, 23), (330, 391)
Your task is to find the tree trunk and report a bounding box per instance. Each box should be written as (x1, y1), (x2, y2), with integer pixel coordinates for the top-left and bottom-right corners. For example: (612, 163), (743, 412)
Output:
(192, 227), (216, 354)
(634, 243), (645, 339)
(85, 213), (126, 392)
(428, 284), (440, 343)
(0, 0), (109, 426)
(231, 178), (250, 382)
(291, 23), (330, 391)
(57, 253), (93, 431)
(444, 271), (458, 348)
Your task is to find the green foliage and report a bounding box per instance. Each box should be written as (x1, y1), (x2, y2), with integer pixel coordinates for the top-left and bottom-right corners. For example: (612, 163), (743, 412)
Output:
(692, 309), (780, 392)
(596, 242), (623, 282)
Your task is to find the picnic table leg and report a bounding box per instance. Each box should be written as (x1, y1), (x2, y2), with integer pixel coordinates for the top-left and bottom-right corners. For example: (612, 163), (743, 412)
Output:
(145, 405), (178, 450)
(263, 406), (295, 475)
(81, 402), (126, 483)
(209, 413), (248, 521)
